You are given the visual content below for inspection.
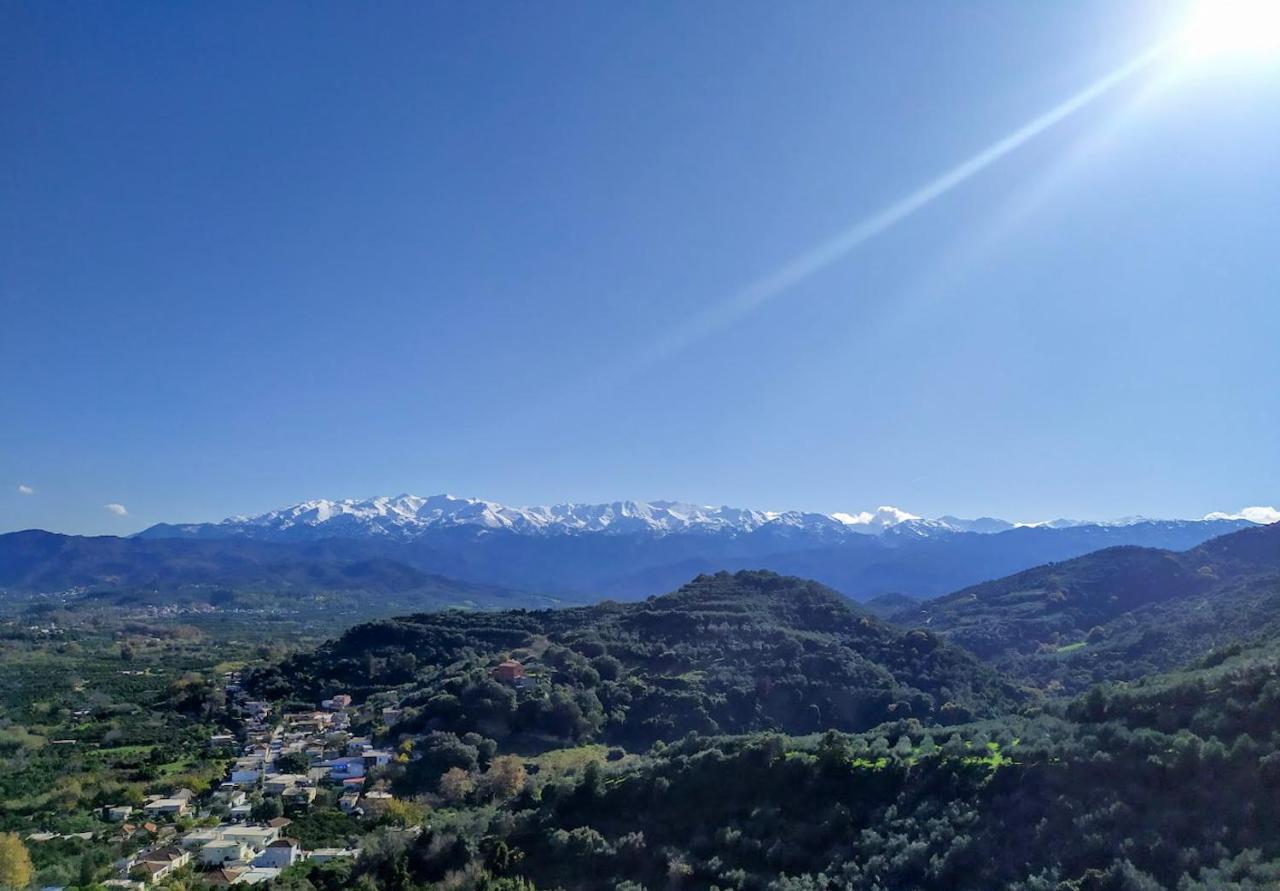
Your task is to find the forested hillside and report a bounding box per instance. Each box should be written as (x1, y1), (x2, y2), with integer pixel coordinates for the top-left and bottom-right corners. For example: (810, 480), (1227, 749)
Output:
(265, 631), (1280, 890)
(892, 521), (1280, 691)
(250, 571), (1024, 749)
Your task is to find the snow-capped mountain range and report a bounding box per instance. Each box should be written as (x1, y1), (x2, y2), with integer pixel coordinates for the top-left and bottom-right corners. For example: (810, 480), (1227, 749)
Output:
(138, 493), (1280, 543)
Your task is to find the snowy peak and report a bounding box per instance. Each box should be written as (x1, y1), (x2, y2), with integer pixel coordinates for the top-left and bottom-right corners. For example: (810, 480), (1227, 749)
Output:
(203, 495), (793, 540)
(137, 495), (1280, 544)
(832, 508), (1019, 537)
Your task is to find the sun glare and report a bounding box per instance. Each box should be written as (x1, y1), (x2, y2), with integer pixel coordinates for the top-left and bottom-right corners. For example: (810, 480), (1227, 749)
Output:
(1179, 0), (1280, 60)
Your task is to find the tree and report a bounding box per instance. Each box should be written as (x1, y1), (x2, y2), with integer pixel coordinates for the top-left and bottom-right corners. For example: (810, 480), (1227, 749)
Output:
(382, 797), (428, 828)
(251, 796), (284, 822)
(461, 733), (498, 768)
(167, 674), (226, 719)
(0, 833), (33, 890)
(276, 752), (311, 774)
(439, 768), (474, 804)
(421, 732), (479, 775)
(79, 847), (110, 887)
(399, 732), (480, 794)
(551, 826), (610, 859)
(942, 734), (967, 759)
(578, 760), (605, 801)
(817, 730), (851, 777)
(591, 655), (623, 681)
(481, 755), (526, 800)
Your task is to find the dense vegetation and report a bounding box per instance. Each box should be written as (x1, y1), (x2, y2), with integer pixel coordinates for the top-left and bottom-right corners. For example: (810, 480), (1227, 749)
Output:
(261, 635), (1280, 890)
(892, 521), (1280, 691)
(250, 572), (1023, 750)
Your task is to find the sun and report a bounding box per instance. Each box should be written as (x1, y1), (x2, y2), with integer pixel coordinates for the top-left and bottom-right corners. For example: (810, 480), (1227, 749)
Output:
(1179, 0), (1280, 60)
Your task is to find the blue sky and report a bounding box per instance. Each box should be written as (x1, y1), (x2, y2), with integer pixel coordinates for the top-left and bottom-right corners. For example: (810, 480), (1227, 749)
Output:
(3, 1), (1278, 535)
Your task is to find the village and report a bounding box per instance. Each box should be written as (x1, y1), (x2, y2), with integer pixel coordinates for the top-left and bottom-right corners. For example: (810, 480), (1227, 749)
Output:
(11, 642), (549, 891)
(74, 678), (404, 888)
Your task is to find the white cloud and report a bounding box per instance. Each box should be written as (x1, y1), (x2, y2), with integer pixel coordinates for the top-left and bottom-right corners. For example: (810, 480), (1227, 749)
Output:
(104, 503), (129, 516)
(832, 506), (921, 527)
(1204, 506), (1280, 525)
(17, 484), (34, 496)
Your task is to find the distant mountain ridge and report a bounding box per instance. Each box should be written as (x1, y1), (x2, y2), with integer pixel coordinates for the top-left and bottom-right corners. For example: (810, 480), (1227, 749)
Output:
(0, 529), (560, 613)
(4, 497), (1273, 605)
(135, 492), (1275, 542)
(139, 494), (988, 541)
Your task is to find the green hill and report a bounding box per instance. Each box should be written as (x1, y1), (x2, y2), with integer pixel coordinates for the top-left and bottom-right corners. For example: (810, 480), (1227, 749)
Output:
(251, 571), (1024, 748)
(892, 521), (1280, 690)
(280, 628), (1280, 891)
(492, 638), (1280, 889)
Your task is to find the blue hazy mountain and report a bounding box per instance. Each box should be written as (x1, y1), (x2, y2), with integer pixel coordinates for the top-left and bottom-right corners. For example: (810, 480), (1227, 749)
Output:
(120, 494), (1264, 601)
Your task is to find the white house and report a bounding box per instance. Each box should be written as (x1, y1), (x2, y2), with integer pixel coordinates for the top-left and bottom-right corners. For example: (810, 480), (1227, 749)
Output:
(200, 841), (250, 867)
(253, 839), (301, 870)
(220, 826), (280, 851)
(362, 750), (394, 768)
(142, 798), (188, 817)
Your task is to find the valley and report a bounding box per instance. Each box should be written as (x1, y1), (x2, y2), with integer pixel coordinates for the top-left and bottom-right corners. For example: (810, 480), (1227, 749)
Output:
(2, 516), (1280, 889)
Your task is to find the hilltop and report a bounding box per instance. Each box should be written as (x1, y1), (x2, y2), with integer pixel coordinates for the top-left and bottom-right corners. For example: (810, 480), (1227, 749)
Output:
(250, 570), (1024, 749)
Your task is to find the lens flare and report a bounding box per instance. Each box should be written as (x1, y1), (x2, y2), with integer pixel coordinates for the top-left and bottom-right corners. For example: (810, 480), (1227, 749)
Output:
(1179, 0), (1280, 60)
